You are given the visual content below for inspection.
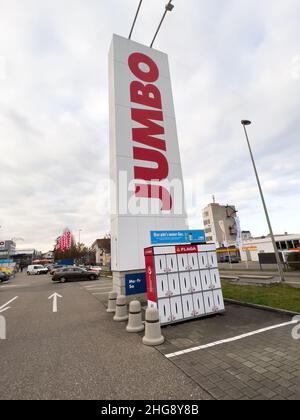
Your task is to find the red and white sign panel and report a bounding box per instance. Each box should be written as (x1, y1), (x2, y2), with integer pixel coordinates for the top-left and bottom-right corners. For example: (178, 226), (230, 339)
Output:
(109, 34), (188, 272)
(144, 244), (225, 325)
(65, 230), (72, 250)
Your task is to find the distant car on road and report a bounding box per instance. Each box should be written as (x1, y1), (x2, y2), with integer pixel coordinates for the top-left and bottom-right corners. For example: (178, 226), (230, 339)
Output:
(27, 265), (49, 275)
(0, 271), (10, 283)
(52, 267), (98, 283)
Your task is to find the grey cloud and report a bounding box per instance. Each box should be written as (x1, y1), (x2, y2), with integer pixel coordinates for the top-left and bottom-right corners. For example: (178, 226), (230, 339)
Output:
(0, 0), (299, 250)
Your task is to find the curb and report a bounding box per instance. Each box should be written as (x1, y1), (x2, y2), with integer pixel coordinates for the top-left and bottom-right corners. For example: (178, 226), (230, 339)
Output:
(224, 298), (300, 317)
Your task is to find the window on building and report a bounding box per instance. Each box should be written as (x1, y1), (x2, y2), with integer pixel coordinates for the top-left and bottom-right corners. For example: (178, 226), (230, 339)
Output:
(294, 240), (300, 248)
(205, 228), (212, 234)
(203, 219), (211, 226)
(206, 236), (213, 242)
(203, 212), (209, 218)
(280, 241), (287, 250)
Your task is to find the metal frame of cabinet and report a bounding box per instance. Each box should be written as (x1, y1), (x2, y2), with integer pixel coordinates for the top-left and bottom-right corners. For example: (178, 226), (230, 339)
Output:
(144, 244), (225, 326)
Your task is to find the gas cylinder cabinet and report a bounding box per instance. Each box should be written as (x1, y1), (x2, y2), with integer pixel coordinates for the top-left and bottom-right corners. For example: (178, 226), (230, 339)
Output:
(144, 244), (225, 326)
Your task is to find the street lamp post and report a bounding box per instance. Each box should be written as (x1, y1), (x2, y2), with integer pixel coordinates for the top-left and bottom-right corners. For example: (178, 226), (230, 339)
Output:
(241, 120), (285, 282)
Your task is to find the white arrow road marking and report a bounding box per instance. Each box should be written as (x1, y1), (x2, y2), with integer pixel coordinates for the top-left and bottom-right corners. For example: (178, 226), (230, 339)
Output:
(48, 293), (63, 313)
(0, 296), (18, 314)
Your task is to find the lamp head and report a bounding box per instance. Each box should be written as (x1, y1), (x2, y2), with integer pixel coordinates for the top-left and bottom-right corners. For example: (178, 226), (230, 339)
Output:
(166, 2), (174, 12)
(241, 120), (252, 126)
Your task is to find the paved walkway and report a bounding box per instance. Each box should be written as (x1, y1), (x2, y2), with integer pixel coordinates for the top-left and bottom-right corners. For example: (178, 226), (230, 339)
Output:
(155, 304), (300, 400)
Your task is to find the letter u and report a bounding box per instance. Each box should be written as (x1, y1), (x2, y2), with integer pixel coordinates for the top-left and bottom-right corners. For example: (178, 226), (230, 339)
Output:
(133, 147), (169, 181)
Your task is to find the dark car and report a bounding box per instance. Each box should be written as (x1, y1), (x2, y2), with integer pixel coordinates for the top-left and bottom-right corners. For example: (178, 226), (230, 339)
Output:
(52, 267), (98, 283)
(0, 271), (10, 283)
(49, 265), (67, 275)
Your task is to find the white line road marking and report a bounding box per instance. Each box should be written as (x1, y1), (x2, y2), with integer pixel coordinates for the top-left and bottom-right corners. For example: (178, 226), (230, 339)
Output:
(0, 296), (18, 313)
(84, 283), (112, 289)
(48, 293), (63, 313)
(85, 287), (112, 291)
(165, 320), (298, 359)
(92, 292), (110, 295)
(0, 306), (10, 314)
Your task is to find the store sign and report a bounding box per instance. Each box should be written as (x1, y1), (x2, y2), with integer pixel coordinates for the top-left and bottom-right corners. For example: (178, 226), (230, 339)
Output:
(242, 246), (258, 252)
(151, 230), (205, 245)
(109, 34), (188, 272)
(125, 273), (147, 296)
(0, 241), (5, 250)
(0, 259), (13, 264)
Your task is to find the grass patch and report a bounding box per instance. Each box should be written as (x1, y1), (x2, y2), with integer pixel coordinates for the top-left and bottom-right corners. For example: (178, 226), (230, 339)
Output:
(222, 281), (300, 313)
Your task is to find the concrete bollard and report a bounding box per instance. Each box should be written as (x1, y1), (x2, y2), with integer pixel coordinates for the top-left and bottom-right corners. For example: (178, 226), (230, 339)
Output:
(126, 301), (144, 333)
(142, 307), (164, 346)
(113, 295), (128, 322)
(107, 292), (117, 313)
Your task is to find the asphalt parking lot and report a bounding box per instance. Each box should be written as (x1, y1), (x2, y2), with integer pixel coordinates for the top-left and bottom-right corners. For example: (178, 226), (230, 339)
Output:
(1, 273), (299, 400)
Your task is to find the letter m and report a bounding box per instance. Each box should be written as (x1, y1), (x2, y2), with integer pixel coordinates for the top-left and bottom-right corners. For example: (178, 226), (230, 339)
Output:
(132, 108), (166, 151)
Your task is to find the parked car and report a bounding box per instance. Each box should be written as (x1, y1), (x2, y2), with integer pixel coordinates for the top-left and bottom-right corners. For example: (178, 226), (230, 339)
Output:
(0, 271), (10, 283)
(86, 266), (102, 274)
(220, 255), (240, 263)
(52, 267), (98, 283)
(27, 265), (49, 275)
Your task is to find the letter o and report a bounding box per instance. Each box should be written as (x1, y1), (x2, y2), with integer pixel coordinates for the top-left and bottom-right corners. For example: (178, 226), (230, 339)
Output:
(128, 53), (159, 83)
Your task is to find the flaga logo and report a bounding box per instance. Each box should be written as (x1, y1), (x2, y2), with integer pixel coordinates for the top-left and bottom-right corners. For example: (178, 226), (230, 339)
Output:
(128, 52), (172, 211)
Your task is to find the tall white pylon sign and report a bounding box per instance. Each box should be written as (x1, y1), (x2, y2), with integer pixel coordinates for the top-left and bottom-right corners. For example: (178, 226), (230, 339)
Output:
(109, 34), (188, 294)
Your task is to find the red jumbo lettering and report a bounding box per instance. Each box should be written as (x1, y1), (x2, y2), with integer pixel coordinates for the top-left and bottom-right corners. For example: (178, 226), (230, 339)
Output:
(135, 184), (172, 211)
(131, 108), (166, 151)
(128, 51), (173, 211)
(133, 147), (168, 181)
(130, 82), (162, 110)
(128, 53), (159, 83)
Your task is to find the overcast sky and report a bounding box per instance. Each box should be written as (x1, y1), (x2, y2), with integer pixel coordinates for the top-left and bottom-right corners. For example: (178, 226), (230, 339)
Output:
(0, 0), (299, 252)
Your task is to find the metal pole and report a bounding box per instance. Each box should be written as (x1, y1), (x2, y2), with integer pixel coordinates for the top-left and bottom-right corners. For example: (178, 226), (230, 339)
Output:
(242, 123), (285, 282)
(224, 229), (233, 269)
(150, 10), (167, 48)
(150, 1), (174, 48)
(129, 0), (143, 40)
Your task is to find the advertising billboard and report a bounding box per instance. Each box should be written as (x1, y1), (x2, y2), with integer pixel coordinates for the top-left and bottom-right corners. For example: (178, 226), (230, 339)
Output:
(109, 34), (188, 272)
(150, 230), (206, 245)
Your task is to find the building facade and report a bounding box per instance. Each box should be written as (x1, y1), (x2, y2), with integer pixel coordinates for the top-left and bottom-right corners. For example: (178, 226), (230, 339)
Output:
(91, 239), (111, 268)
(240, 234), (300, 262)
(42, 251), (54, 260)
(242, 231), (252, 241)
(202, 203), (238, 247)
(0, 240), (16, 258)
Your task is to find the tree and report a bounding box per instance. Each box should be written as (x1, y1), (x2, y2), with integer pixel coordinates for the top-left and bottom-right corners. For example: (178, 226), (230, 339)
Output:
(53, 243), (95, 265)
